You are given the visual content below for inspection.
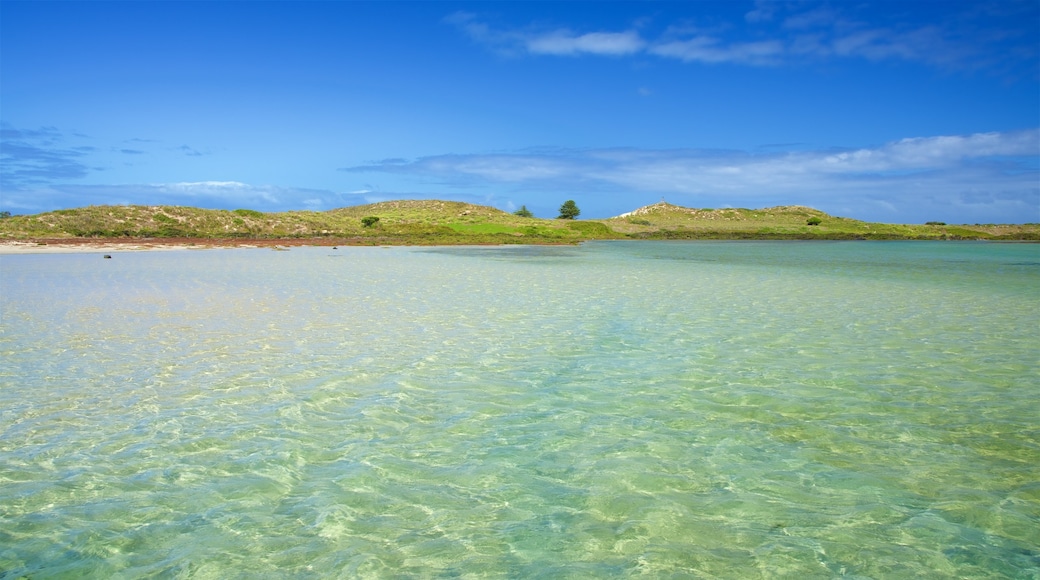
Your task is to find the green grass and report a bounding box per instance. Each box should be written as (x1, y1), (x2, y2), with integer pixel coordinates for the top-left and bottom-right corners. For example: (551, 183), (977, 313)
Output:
(448, 223), (520, 234)
(605, 202), (1039, 240)
(1, 200), (1037, 243)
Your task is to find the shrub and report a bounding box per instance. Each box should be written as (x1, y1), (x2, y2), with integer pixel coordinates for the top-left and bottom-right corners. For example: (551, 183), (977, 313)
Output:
(925, 221), (946, 226)
(361, 216), (380, 227)
(233, 209), (264, 218)
(513, 205), (533, 218)
(806, 217), (822, 226)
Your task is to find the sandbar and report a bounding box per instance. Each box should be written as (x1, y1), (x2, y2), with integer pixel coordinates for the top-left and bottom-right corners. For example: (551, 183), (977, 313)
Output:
(0, 238), (325, 255)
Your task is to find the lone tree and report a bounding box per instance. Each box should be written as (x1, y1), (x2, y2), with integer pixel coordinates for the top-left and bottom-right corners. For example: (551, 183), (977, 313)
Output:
(557, 200), (580, 220)
(514, 205), (533, 218)
(361, 216), (380, 227)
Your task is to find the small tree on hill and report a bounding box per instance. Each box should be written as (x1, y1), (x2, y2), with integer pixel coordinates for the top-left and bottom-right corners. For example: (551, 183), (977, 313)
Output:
(361, 216), (380, 227)
(514, 205), (533, 218)
(806, 217), (822, 226)
(558, 200), (580, 220)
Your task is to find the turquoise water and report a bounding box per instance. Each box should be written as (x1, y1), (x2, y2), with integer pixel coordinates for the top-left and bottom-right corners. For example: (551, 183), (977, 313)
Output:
(1, 241), (1037, 578)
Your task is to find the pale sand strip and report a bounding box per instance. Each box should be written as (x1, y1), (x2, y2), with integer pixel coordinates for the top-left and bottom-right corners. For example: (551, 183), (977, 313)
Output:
(0, 241), (229, 255)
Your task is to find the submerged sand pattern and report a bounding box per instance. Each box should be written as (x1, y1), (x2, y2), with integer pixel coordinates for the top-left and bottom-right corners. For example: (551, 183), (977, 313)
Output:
(1, 241), (1037, 577)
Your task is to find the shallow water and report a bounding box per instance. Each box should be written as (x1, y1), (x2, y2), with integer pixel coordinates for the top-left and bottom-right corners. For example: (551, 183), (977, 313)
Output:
(1, 241), (1037, 578)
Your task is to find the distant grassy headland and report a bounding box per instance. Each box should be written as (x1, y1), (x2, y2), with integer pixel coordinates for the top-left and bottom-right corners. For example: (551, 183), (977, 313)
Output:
(0, 200), (1036, 245)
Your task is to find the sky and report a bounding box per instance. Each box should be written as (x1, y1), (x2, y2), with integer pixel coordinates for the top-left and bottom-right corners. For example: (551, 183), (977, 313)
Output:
(1, 1), (1037, 224)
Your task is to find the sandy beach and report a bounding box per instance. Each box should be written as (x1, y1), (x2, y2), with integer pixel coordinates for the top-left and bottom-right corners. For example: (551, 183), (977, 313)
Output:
(0, 238), (343, 254)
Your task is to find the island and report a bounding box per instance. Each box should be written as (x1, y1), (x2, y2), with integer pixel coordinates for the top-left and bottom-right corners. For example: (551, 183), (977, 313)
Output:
(0, 200), (1036, 253)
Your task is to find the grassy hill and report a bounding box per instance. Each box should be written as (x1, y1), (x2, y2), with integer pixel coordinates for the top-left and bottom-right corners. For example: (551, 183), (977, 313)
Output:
(0, 200), (1036, 243)
(607, 202), (1039, 240)
(0, 201), (618, 245)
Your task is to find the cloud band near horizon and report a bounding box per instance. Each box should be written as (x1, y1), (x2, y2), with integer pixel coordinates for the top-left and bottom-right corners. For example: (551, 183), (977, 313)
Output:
(3, 125), (1036, 224)
(342, 129), (1039, 222)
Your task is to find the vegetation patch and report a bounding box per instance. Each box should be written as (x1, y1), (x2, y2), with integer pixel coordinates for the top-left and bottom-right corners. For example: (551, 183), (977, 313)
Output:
(1, 200), (1037, 243)
(449, 223), (518, 234)
(565, 221), (621, 238)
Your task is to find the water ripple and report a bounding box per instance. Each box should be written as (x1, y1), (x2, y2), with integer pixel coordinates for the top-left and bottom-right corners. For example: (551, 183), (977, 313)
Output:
(1, 242), (1037, 577)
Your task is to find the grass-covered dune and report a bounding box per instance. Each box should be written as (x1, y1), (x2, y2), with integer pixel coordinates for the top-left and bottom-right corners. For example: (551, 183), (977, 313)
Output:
(0, 200), (1036, 243)
(607, 202), (1040, 241)
(0, 201), (620, 245)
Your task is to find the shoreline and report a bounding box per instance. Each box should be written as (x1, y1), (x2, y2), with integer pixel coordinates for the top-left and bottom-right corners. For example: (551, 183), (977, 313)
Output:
(2, 235), (1036, 254)
(0, 238), (351, 255)
(0, 237), (583, 255)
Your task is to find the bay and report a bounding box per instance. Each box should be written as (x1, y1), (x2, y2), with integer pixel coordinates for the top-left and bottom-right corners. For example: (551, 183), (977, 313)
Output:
(1, 241), (1037, 578)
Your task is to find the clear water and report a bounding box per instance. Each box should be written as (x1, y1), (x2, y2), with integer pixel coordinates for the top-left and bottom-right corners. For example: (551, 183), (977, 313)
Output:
(1, 241), (1037, 578)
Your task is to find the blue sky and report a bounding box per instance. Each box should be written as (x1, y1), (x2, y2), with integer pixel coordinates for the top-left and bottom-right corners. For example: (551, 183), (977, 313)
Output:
(1, 1), (1037, 223)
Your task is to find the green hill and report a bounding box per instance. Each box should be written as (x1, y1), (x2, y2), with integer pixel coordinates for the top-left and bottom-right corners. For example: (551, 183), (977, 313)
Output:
(606, 202), (1039, 240)
(0, 200), (1036, 243)
(0, 201), (615, 244)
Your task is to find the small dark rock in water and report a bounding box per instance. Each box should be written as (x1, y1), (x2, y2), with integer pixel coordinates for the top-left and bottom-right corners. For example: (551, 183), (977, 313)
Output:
(103, 254), (112, 259)
(333, 246), (338, 250)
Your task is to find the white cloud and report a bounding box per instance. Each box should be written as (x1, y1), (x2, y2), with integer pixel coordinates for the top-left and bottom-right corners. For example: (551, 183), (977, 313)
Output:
(829, 27), (945, 62)
(526, 30), (645, 56)
(152, 181), (281, 203)
(446, 12), (644, 58)
(434, 154), (577, 181)
(782, 7), (840, 30)
(808, 131), (1040, 173)
(3, 181), (350, 213)
(347, 129), (1036, 189)
(448, 5), (1038, 71)
(343, 129), (1039, 222)
(650, 37), (784, 65)
(745, 0), (777, 24)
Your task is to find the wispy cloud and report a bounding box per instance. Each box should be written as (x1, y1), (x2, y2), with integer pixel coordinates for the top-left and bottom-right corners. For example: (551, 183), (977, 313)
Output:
(343, 129), (1040, 222)
(446, 12), (644, 57)
(651, 37), (784, 65)
(447, 3), (1038, 71)
(1, 180), (351, 213)
(177, 144), (207, 157)
(0, 124), (93, 189)
(127, 181), (348, 209)
(0, 124), (350, 213)
(152, 181), (282, 203)
(527, 30), (645, 56)
(744, 0), (778, 24)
